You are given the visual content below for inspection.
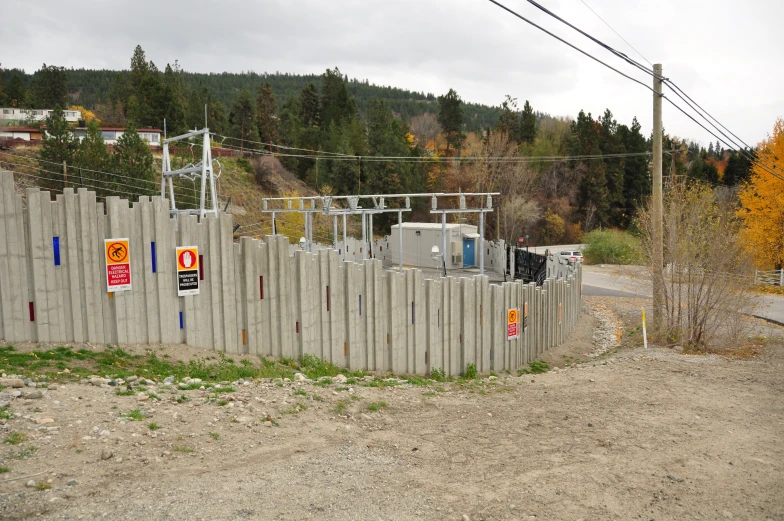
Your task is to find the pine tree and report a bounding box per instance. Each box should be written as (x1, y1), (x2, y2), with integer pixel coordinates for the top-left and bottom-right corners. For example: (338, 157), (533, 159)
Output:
(519, 100), (537, 144)
(569, 110), (609, 228)
(74, 119), (112, 194)
(112, 124), (156, 196)
(130, 45), (150, 90)
(437, 88), (465, 154)
(496, 96), (520, 143)
(39, 107), (78, 191)
(0, 64), (7, 107)
(619, 117), (650, 210)
(319, 68), (355, 129)
(599, 109), (625, 225)
(31, 64), (69, 108)
(228, 89), (259, 150)
(256, 83), (279, 149)
(299, 83), (319, 128)
(6, 75), (26, 108)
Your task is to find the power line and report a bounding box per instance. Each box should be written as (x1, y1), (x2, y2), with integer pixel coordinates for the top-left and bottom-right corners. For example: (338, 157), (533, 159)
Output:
(486, 0), (783, 181)
(578, 0), (653, 67)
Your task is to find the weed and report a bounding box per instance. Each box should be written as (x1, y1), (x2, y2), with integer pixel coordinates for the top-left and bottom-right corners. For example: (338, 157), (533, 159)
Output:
(0, 466), (9, 473)
(4, 432), (26, 445)
(345, 377), (357, 385)
(366, 401), (388, 412)
(283, 402), (308, 414)
(518, 360), (549, 375)
(115, 388), (135, 396)
(0, 407), (12, 420)
(208, 432), (220, 440)
(406, 376), (430, 386)
(174, 395), (188, 404)
(422, 391), (437, 397)
(75, 449), (82, 454)
(148, 392), (159, 400)
(297, 354), (364, 380)
(148, 422), (160, 431)
(435, 386), (447, 393)
(11, 446), (36, 459)
(211, 386), (235, 393)
(217, 399), (228, 406)
(349, 394), (361, 401)
(463, 363), (477, 380)
(178, 382), (203, 391)
(335, 386), (349, 391)
(334, 400), (347, 415)
(173, 445), (195, 453)
(429, 368), (447, 382)
(293, 388), (307, 397)
(311, 393), (324, 402)
(275, 381), (284, 388)
(124, 409), (144, 421)
(35, 482), (51, 491)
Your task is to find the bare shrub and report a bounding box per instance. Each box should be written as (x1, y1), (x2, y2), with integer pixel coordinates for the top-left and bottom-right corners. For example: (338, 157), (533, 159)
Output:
(639, 180), (758, 348)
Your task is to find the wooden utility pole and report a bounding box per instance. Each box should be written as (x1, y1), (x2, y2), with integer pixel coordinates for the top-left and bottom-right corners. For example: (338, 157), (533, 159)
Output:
(652, 63), (664, 329)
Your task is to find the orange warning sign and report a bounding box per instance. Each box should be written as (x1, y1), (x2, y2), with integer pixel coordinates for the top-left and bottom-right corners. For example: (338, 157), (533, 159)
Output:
(177, 247), (198, 271)
(507, 308), (519, 340)
(104, 238), (131, 292)
(176, 246), (200, 297)
(105, 240), (129, 265)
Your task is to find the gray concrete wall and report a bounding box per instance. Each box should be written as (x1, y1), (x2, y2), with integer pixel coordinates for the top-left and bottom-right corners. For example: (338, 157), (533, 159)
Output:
(0, 170), (582, 375)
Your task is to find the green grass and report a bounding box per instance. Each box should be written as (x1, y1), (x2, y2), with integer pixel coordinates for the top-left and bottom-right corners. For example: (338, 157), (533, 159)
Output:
(334, 400), (347, 415)
(463, 363), (477, 380)
(174, 394), (188, 404)
(422, 391), (437, 397)
(293, 388), (307, 397)
(0, 407), (12, 420)
(177, 382), (204, 391)
(4, 432), (26, 445)
(124, 409), (144, 421)
(429, 368), (447, 382)
(0, 466), (10, 473)
(518, 360), (550, 375)
(582, 229), (641, 265)
(148, 422), (160, 431)
(10, 446), (36, 459)
(173, 445), (195, 453)
(216, 399), (228, 406)
(208, 432), (220, 440)
(35, 482), (52, 491)
(115, 388), (135, 396)
(366, 401), (388, 412)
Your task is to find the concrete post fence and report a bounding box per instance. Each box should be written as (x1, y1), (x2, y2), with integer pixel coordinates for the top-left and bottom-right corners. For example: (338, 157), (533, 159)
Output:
(0, 171), (583, 375)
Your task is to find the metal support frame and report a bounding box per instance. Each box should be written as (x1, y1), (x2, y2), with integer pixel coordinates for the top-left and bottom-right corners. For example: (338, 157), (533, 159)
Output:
(161, 127), (218, 219)
(260, 192), (498, 273)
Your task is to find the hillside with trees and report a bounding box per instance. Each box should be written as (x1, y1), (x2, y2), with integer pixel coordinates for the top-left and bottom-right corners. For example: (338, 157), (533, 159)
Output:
(0, 45), (755, 247)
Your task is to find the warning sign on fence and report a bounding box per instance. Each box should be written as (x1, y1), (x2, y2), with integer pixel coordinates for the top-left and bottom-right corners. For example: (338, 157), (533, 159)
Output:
(507, 308), (519, 340)
(105, 239), (131, 292)
(176, 246), (199, 297)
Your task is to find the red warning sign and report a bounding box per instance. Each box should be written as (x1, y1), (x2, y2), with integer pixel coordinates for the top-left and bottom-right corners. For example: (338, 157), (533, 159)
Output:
(176, 246), (200, 297)
(105, 239), (131, 292)
(507, 308), (519, 340)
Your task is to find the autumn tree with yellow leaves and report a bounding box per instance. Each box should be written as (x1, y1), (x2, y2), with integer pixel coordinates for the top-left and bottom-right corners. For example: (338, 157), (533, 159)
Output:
(737, 118), (784, 269)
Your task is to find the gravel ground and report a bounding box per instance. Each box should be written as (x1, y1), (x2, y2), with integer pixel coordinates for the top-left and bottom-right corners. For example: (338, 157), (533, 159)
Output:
(1, 299), (782, 521)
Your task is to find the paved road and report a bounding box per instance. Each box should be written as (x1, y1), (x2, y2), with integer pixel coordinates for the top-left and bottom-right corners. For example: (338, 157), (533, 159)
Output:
(582, 265), (784, 325)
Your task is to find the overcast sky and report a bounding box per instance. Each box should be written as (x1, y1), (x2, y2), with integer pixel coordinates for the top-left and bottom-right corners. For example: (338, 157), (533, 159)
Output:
(4, 0), (782, 147)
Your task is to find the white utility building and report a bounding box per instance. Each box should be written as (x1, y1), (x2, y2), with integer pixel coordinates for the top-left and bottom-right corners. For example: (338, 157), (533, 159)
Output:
(389, 222), (480, 269)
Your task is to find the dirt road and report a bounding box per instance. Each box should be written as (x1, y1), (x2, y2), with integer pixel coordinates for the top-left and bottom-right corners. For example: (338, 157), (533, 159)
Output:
(1, 298), (782, 521)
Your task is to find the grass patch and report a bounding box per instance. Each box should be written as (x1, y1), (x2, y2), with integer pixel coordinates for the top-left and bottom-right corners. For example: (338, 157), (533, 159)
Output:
(334, 400), (347, 415)
(297, 354), (364, 380)
(115, 388), (135, 396)
(293, 388), (307, 397)
(4, 432), (26, 445)
(208, 432), (220, 440)
(216, 399), (228, 406)
(283, 402), (308, 414)
(366, 401), (388, 412)
(173, 445), (195, 453)
(582, 229), (641, 265)
(124, 409), (144, 421)
(0, 466), (9, 473)
(0, 407), (13, 420)
(405, 376), (431, 386)
(35, 482), (52, 491)
(10, 446), (36, 459)
(177, 382), (204, 391)
(148, 422), (160, 431)
(518, 360), (550, 375)
(429, 368), (447, 382)
(463, 363), (477, 380)
(174, 395), (188, 404)
(422, 391), (437, 397)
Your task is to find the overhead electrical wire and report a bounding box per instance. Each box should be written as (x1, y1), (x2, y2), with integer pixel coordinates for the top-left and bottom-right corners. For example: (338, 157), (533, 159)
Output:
(578, 0), (653, 67)
(486, 0), (783, 182)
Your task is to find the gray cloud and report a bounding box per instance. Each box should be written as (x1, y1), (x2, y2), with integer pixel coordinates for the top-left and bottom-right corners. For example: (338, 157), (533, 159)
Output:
(3, 0), (782, 146)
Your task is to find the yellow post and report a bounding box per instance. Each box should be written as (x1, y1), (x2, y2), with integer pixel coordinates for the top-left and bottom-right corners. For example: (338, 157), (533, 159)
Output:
(641, 307), (648, 349)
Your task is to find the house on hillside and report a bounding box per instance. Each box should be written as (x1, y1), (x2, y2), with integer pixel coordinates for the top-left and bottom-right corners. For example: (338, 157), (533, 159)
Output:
(0, 108), (81, 124)
(0, 126), (162, 148)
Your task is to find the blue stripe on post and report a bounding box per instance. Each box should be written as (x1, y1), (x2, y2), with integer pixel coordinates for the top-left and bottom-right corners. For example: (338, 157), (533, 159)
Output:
(179, 311), (183, 329)
(151, 242), (157, 273)
(52, 237), (60, 266)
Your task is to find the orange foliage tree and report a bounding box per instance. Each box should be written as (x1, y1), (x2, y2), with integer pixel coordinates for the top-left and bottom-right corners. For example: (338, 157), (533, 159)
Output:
(737, 118), (784, 268)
